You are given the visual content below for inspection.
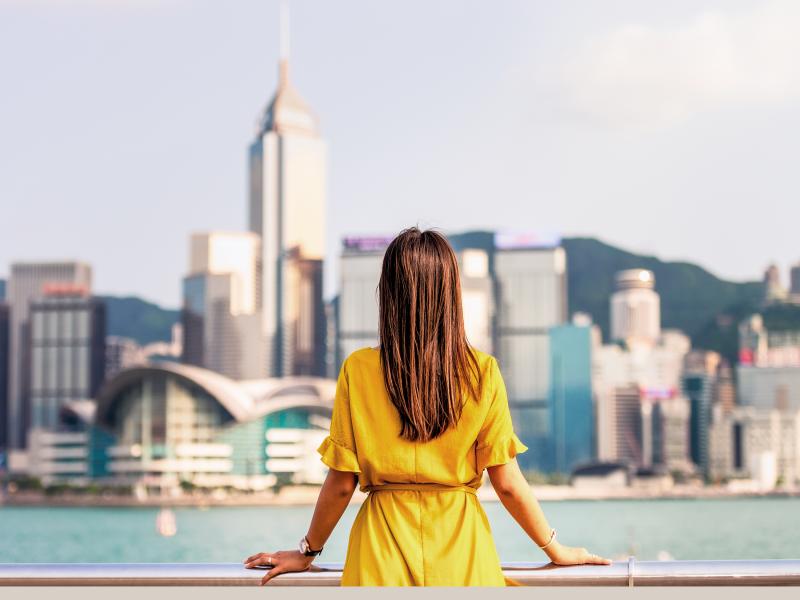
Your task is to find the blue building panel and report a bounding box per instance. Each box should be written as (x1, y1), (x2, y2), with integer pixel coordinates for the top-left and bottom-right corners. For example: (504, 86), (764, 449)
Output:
(548, 324), (594, 474)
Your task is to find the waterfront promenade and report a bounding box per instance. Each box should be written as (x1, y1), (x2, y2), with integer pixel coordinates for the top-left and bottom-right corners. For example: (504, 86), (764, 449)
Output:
(2, 482), (798, 507)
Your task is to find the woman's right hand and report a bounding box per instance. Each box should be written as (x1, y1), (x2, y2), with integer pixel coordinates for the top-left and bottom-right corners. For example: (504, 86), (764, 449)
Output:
(545, 541), (613, 566)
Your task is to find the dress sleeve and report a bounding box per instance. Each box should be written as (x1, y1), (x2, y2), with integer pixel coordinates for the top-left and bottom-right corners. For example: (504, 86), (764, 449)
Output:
(475, 357), (528, 472)
(316, 357), (361, 473)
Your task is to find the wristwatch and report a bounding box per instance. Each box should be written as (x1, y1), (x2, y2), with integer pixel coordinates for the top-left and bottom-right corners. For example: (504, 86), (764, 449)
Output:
(299, 535), (323, 557)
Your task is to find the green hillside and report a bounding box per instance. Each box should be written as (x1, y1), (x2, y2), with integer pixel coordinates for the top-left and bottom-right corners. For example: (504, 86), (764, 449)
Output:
(562, 237), (765, 363)
(98, 237), (776, 364)
(99, 295), (179, 346)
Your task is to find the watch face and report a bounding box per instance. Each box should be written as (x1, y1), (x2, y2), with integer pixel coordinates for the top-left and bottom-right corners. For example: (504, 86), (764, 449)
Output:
(300, 536), (321, 555)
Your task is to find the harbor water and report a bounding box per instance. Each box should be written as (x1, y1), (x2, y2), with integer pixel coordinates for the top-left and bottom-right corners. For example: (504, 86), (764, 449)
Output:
(1, 497), (799, 563)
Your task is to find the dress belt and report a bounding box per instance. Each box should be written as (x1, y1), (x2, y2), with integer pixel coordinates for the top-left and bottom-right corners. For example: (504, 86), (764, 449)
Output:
(363, 483), (478, 495)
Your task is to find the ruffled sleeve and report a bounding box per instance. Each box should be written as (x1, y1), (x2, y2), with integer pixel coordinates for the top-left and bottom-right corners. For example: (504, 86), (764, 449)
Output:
(316, 358), (361, 473)
(475, 357), (528, 473)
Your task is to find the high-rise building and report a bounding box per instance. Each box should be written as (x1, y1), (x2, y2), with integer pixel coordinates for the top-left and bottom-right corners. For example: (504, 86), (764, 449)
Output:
(548, 321), (594, 473)
(28, 286), (106, 431)
(458, 249), (494, 355)
(0, 303), (9, 450)
(336, 236), (391, 366)
(763, 263), (787, 304)
(739, 313), (800, 368)
(181, 232), (264, 380)
(683, 350), (721, 475)
(6, 262), (92, 449)
(610, 384), (643, 464)
(105, 336), (143, 380)
(737, 365), (800, 411)
(649, 394), (691, 471)
(492, 234), (567, 471)
(0, 279), (6, 301)
(593, 332), (691, 465)
(248, 30), (327, 378)
(709, 405), (800, 489)
(610, 269), (660, 347)
(715, 360), (736, 413)
(790, 262), (800, 304)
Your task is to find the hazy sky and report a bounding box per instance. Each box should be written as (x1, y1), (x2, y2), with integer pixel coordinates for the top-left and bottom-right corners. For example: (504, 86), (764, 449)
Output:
(2, 0), (799, 307)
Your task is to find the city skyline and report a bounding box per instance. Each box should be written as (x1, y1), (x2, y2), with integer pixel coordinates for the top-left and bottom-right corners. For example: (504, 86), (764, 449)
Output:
(3, 0), (800, 307)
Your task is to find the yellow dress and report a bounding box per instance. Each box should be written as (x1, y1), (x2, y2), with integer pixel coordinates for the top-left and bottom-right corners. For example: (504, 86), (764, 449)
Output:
(316, 346), (528, 586)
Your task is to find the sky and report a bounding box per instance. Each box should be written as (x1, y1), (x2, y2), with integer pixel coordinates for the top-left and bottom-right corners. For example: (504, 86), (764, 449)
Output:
(1, 0), (799, 307)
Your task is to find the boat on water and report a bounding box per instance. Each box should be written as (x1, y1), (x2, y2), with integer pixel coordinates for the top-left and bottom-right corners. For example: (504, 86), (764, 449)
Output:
(155, 507), (177, 537)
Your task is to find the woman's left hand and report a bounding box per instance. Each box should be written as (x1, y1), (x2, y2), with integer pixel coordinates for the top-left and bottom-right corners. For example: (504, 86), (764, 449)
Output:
(243, 550), (315, 585)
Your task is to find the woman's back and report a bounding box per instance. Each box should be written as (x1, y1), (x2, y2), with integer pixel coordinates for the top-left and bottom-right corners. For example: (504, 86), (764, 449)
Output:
(318, 345), (528, 585)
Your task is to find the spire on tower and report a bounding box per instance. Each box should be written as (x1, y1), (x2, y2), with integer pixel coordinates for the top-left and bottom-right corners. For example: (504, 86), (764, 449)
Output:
(255, 0), (317, 137)
(279, 0), (290, 87)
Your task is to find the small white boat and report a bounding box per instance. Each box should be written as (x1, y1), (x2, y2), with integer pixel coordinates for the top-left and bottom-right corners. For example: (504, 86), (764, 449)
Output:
(156, 507), (177, 537)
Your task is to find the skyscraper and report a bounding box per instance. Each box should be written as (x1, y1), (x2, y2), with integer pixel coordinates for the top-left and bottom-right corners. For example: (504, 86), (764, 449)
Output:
(458, 249), (494, 356)
(248, 18), (327, 378)
(610, 269), (660, 347)
(181, 232), (264, 380)
(492, 234), (567, 471)
(28, 286), (106, 431)
(549, 321), (594, 473)
(683, 350), (721, 475)
(763, 263), (787, 304)
(0, 302), (9, 450)
(337, 236), (392, 366)
(790, 262), (800, 303)
(6, 262), (92, 449)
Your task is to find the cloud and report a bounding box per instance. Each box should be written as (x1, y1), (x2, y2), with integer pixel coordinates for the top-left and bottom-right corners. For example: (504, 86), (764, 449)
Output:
(560, 0), (800, 129)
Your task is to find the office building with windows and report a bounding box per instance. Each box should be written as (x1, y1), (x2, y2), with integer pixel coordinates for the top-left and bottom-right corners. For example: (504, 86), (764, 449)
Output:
(5, 262), (92, 449)
(683, 350), (723, 475)
(248, 45), (327, 378)
(548, 321), (594, 474)
(181, 232), (264, 380)
(709, 405), (800, 489)
(610, 269), (660, 347)
(28, 287), (106, 431)
(336, 236), (391, 367)
(0, 302), (9, 451)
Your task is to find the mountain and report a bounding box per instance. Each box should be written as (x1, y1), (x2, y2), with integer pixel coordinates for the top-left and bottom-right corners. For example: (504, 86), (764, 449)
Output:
(100, 295), (179, 346)
(97, 237), (770, 363)
(562, 237), (765, 364)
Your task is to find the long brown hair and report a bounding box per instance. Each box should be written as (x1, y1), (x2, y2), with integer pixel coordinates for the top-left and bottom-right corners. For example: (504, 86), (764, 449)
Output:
(378, 226), (482, 442)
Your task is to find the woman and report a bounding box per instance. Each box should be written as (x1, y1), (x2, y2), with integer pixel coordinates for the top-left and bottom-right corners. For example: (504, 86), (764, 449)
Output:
(244, 226), (611, 586)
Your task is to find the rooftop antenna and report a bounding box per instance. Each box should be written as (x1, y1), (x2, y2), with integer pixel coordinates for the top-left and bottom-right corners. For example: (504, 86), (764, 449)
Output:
(279, 0), (290, 86)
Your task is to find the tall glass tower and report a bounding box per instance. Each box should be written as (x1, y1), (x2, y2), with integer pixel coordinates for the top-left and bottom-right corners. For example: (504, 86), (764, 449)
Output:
(248, 16), (327, 377)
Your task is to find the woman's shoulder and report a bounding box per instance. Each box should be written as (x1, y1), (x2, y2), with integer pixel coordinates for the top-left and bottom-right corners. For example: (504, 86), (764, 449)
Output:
(341, 346), (380, 371)
(470, 346), (498, 371)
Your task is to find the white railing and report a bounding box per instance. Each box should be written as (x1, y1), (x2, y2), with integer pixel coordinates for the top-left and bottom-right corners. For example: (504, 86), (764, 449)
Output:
(1, 559), (799, 586)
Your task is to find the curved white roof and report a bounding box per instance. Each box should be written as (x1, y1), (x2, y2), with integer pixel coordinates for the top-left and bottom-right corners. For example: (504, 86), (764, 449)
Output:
(95, 361), (335, 427)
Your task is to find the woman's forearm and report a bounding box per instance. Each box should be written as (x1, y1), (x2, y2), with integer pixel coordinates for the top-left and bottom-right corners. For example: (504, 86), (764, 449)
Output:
(304, 470), (358, 550)
(488, 461), (612, 567)
(487, 461), (561, 556)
